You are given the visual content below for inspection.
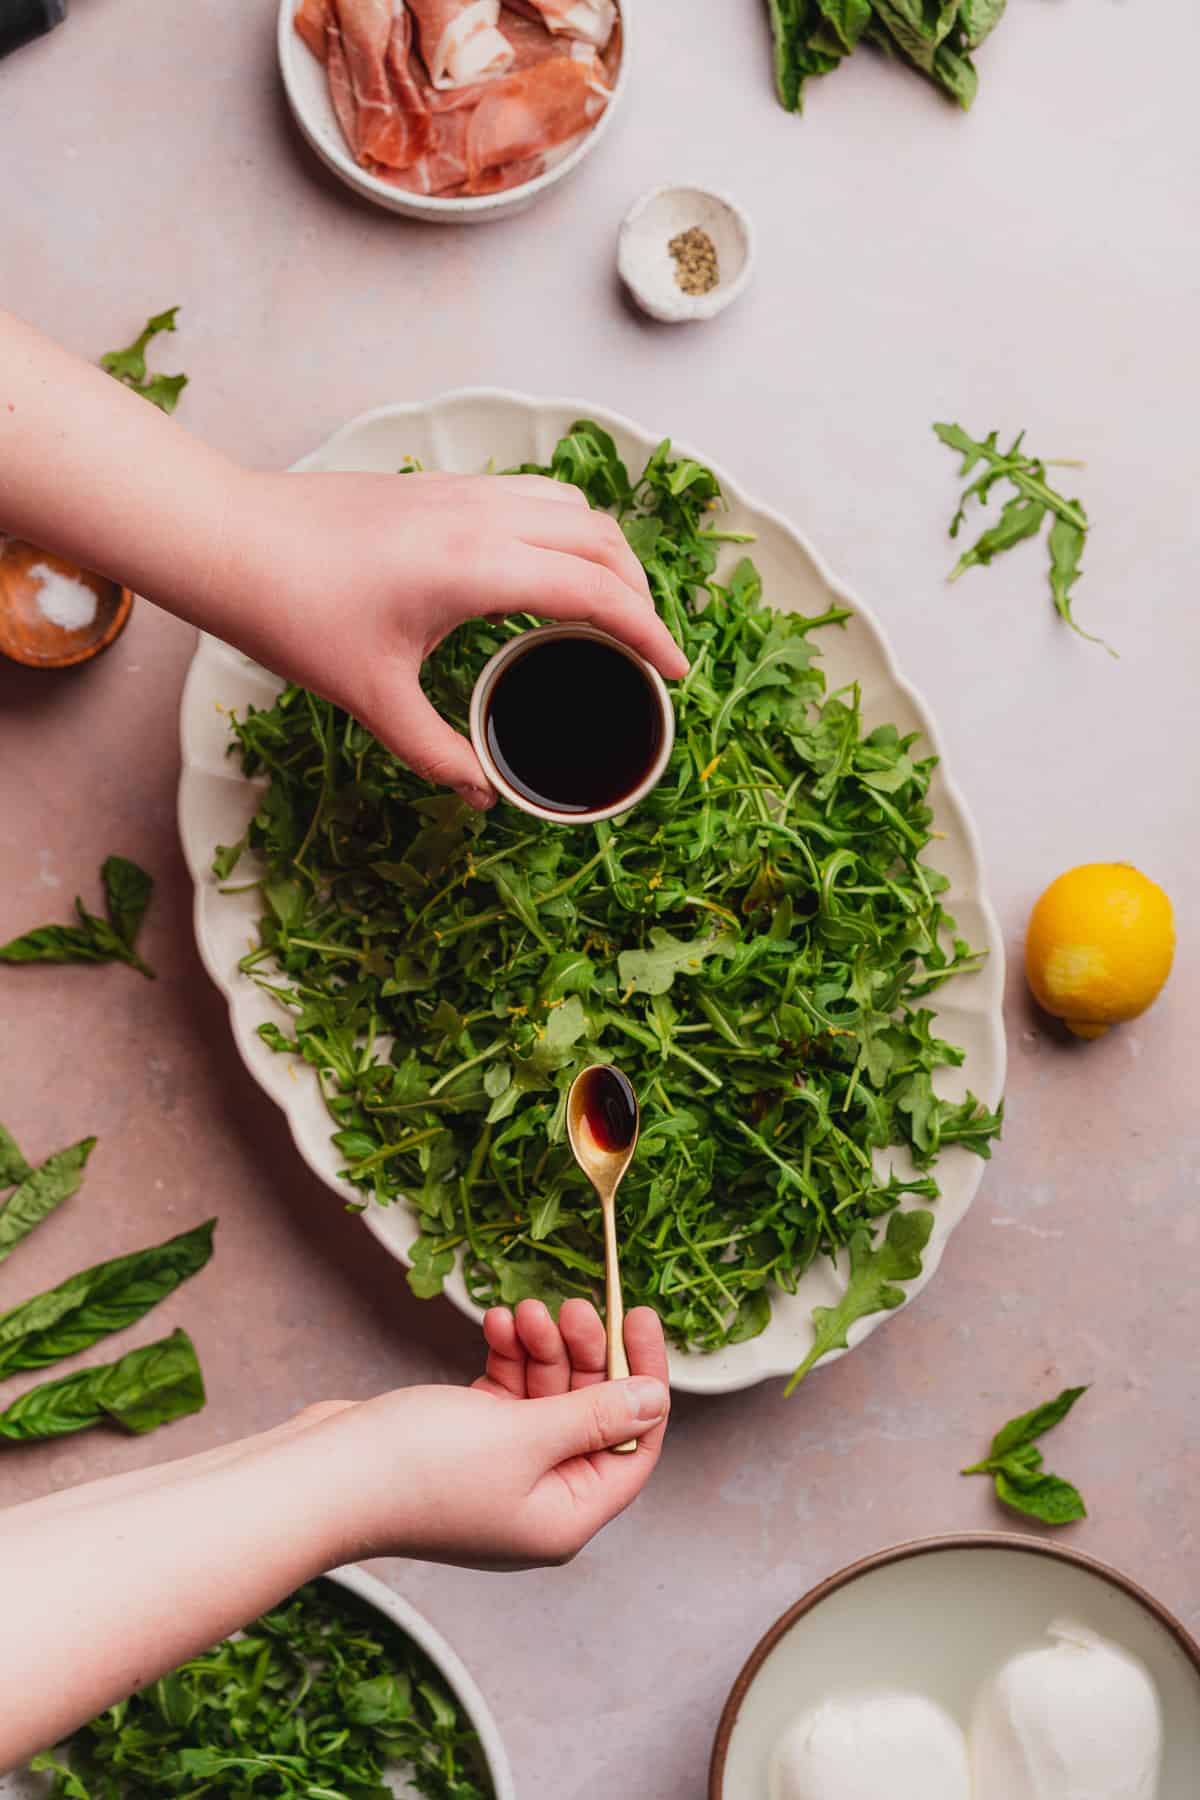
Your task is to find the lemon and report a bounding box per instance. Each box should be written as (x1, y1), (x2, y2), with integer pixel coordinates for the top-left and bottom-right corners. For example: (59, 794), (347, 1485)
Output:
(1025, 863), (1174, 1039)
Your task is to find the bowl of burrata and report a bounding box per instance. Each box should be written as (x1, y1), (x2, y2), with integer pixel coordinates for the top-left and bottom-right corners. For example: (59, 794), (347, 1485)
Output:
(709, 1534), (1200, 1800)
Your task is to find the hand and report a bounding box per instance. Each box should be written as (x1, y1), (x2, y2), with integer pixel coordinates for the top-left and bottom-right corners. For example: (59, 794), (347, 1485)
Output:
(322, 1297), (670, 1569)
(223, 468), (689, 808)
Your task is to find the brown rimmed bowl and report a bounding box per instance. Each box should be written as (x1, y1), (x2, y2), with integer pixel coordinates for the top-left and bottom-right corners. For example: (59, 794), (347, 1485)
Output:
(709, 1532), (1200, 1799)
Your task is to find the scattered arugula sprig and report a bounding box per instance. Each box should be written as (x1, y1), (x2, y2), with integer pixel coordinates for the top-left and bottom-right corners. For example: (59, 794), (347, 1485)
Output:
(0, 1130), (96, 1265)
(934, 422), (1112, 654)
(100, 306), (188, 415)
(768, 0), (1007, 115)
(0, 854), (156, 977)
(31, 1579), (495, 1798)
(217, 422), (1001, 1387)
(962, 1384), (1089, 1524)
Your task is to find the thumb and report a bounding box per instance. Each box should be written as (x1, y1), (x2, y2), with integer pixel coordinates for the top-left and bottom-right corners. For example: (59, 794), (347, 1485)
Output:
(521, 1377), (669, 1466)
(369, 681), (495, 811)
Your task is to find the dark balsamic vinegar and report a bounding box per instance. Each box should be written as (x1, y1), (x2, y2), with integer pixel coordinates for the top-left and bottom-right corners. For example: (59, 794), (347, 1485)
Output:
(484, 637), (662, 815)
(579, 1066), (638, 1153)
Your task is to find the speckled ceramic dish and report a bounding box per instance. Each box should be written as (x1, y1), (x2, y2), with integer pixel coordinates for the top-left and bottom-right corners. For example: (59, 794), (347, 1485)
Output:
(618, 185), (754, 323)
(0, 1563), (515, 1800)
(709, 1534), (1200, 1800)
(176, 390), (1006, 1397)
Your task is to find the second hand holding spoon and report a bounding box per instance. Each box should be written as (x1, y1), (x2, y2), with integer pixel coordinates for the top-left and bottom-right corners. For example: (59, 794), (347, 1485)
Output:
(566, 1063), (640, 1454)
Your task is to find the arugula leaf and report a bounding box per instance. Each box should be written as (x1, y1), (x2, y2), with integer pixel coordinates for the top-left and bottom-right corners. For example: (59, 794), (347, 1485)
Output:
(0, 857), (156, 977)
(0, 1218), (215, 1376)
(962, 1384), (1089, 1524)
(934, 421), (1113, 653)
(100, 307), (189, 415)
(785, 1209), (934, 1392)
(0, 1137), (96, 1265)
(32, 1580), (494, 1798)
(0, 1327), (204, 1442)
(217, 423), (1002, 1379)
(0, 1122), (32, 1189)
(101, 853), (154, 949)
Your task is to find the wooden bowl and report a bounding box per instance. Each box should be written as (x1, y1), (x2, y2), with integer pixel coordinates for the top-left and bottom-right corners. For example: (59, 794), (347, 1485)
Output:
(0, 537), (132, 669)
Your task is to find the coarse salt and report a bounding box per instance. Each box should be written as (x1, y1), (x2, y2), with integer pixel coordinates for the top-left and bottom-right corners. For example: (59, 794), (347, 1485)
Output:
(30, 563), (98, 633)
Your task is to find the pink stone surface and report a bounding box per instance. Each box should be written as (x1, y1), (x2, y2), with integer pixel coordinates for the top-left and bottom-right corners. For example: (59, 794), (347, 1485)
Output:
(2, 2), (1198, 1794)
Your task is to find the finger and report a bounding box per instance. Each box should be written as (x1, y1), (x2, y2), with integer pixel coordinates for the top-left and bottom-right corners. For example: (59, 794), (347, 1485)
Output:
(516, 502), (652, 606)
(480, 1307), (527, 1399)
(520, 548), (689, 681)
(521, 1374), (668, 1468)
(491, 474), (589, 507)
(514, 1298), (572, 1398)
(365, 678), (495, 811)
(558, 1297), (608, 1388)
(622, 1306), (671, 1461)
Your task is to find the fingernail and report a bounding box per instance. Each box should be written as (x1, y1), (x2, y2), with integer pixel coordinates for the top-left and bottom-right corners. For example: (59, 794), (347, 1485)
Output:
(457, 785), (495, 811)
(623, 1377), (668, 1424)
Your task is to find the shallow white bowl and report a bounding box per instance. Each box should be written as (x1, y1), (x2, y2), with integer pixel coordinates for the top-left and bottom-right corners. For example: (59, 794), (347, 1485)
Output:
(710, 1535), (1200, 1800)
(176, 389), (1006, 1397)
(1, 1563), (515, 1799)
(277, 0), (631, 222)
(618, 184), (754, 322)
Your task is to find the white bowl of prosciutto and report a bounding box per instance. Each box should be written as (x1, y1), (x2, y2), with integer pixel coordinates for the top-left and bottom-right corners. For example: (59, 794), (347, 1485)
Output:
(280, 0), (627, 220)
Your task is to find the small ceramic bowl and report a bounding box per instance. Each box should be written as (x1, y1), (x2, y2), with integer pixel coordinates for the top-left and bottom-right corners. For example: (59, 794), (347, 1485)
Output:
(277, 0), (631, 223)
(0, 538), (132, 670)
(468, 622), (675, 823)
(618, 184), (754, 323)
(709, 1533), (1200, 1800)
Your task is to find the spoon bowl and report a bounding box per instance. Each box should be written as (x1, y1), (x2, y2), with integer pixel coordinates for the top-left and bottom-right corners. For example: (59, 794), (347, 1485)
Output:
(566, 1064), (640, 1452)
(0, 538), (132, 669)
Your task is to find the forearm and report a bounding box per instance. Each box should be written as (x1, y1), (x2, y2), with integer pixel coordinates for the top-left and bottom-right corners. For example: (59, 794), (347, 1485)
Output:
(0, 307), (250, 641)
(0, 1420), (352, 1773)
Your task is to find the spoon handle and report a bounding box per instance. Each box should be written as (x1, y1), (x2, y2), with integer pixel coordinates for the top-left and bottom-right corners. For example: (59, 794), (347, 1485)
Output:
(601, 1194), (636, 1454)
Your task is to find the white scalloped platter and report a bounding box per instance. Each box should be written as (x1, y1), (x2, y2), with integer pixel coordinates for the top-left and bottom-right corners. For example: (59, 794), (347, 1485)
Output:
(177, 391), (1006, 1397)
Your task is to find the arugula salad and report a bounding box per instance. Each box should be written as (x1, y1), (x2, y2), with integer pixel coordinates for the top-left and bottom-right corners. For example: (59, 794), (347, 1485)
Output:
(216, 422), (1002, 1386)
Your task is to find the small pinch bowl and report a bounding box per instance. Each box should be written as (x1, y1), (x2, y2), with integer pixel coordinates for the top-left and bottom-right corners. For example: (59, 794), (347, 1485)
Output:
(708, 1533), (1200, 1800)
(278, 0), (632, 224)
(0, 539), (132, 670)
(468, 621), (675, 824)
(618, 184), (755, 323)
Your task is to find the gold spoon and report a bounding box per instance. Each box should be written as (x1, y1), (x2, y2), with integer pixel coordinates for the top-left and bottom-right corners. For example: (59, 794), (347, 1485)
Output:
(565, 1062), (640, 1454)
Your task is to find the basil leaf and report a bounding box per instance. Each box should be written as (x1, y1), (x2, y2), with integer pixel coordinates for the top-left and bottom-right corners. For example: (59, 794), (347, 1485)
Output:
(962, 1385), (1089, 1525)
(993, 1467), (1087, 1525)
(989, 1384), (1088, 1458)
(100, 307), (188, 415)
(0, 1327), (205, 1442)
(102, 854), (154, 948)
(0, 1137), (96, 1264)
(0, 922), (113, 966)
(785, 1210), (934, 1393)
(0, 1122), (32, 1189)
(0, 1218), (215, 1376)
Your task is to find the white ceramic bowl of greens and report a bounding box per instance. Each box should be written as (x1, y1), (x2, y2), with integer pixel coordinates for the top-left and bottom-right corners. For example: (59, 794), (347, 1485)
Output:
(177, 390), (1006, 1398)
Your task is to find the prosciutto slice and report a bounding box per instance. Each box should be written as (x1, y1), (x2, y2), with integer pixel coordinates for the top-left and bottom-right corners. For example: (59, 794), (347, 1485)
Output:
(466, 47), (609, 181)
(294, 0), (332, 61)
(407, 0), (514, 88)
(508, 0), (615, 50)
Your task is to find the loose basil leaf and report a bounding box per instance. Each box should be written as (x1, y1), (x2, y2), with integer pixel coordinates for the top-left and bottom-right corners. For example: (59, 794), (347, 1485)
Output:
(0, 1327), (204, 1442)
(101, 854), (154, 949)
(100, 307), (189, 415)
(962, 1385), (1089, 1525)
(785, 1209), (934, 1393)
(0, 1137), (96, 1265)
(31, 1581), (494, 1798)
(0, 1218), (215, 1376)
(0, 1122), (32, 1189)
(767, 0), (1003, 114)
